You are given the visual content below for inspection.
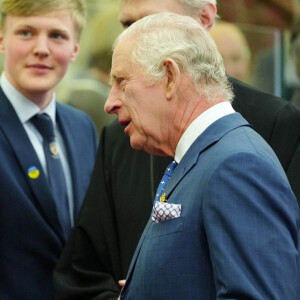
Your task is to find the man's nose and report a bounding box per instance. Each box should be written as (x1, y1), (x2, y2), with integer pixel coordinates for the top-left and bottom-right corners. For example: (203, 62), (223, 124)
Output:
(105, 86), (122, 114)
(33, 35), (50, 57)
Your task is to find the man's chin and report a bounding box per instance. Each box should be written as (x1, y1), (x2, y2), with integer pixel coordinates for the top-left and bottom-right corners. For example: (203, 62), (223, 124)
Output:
(129, 138), (163, 156)
(129, 136), (151, 154)
(129, 139), (144, 151)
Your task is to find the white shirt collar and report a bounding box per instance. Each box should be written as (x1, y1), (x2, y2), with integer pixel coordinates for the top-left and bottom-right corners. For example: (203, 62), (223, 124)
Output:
(1, 72), (57, 125)
(175, 102), (235, 163)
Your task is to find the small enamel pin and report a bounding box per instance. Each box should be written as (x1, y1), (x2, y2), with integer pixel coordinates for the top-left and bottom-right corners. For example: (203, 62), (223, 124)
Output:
(27, 166), (40, 179)
(160, 193), (167, 203)
(49, 142), (59, 159)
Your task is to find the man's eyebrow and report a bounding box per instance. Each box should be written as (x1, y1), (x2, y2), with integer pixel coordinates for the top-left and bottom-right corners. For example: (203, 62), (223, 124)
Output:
(110, 72), (119, 85)
(110, 70), (117, 78)
(120, 19), (130, 24)
(14, 23), (36, 30)
(119, 16), (135, 26)
(109, 77), (114, 86)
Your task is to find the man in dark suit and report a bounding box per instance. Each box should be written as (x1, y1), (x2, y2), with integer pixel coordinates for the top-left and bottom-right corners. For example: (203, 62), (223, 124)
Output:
(61, 12), (299, 299)
(54, 1), (300, 299)
(0, 0), (97, 299)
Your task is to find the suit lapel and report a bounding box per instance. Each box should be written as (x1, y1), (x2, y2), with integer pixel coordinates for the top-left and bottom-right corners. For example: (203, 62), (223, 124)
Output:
(164, 113), (250, 200)
(123, 218), (152, 293)
(0, 91), (64, 241)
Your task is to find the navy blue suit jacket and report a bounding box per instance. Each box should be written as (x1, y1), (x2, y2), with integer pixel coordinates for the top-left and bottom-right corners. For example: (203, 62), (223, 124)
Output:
(0, 87), (97, 300)
(54, 78), (300, 300)
(121, 114), (300, 299)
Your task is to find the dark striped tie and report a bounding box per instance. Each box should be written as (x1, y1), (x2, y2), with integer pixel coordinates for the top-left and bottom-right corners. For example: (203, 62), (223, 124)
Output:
(31, 113), (71, 239)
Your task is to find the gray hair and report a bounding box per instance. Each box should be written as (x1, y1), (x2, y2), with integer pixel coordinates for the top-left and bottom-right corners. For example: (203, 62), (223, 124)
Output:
(179, 0), (217, 16)
(114, 12), (233, 103)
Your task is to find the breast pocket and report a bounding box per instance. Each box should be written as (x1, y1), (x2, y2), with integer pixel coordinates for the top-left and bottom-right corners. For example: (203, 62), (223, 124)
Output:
(148, 217), (184, 239)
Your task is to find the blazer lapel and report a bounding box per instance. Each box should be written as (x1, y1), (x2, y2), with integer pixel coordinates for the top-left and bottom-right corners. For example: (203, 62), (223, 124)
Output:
(0, 92), (64, 241)
(164, 113), (250, 198)
(123, 217), (152, 293)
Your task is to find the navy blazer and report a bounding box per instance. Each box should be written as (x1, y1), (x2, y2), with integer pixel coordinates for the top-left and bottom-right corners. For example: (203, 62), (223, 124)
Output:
(0, 87), (97, 300)
(121, 113), (300, 299)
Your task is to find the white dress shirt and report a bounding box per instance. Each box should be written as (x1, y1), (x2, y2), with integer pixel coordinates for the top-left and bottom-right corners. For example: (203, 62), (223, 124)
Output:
(175, 102), (235, 163)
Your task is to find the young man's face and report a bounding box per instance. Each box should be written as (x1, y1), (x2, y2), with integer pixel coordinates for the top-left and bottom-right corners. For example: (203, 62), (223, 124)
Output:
(0, 11), (79, 106)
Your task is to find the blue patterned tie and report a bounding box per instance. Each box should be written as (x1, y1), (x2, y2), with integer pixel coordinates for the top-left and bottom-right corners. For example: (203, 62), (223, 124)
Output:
(154, 160), (178, 202)
(31, 113), (71, 239)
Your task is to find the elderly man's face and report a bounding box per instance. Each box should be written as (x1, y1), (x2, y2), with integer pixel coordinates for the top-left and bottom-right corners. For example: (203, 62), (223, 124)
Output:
(119, 0), (186, 29)
(105, 38), (169, 155)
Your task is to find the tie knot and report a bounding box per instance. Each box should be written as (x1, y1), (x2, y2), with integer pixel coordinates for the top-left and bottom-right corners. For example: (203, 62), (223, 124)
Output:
(31, 113), (55, 142)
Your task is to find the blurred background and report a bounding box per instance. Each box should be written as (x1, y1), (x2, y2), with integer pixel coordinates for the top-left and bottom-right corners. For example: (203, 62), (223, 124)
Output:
(216, 0), (300, 102)
(2, 0), (300, 133)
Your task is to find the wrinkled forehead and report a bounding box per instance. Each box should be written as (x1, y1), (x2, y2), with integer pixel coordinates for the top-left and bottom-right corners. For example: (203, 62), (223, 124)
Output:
(111, 35), (135, 67)
(119, 0), (185, 27)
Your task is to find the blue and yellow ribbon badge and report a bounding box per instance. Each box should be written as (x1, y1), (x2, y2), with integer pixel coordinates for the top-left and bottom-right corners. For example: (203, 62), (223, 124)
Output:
(160, 193), (167, 203)
(27, 166), (40, 179)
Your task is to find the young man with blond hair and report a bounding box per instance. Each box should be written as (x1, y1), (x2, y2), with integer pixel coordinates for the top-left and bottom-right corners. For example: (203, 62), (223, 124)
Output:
(0, 0), (97, 299)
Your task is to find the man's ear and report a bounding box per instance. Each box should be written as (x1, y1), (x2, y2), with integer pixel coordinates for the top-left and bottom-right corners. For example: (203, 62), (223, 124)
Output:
(0, 29), (5, 54)
(163, 58), (180, 100)
(194, 3), (217, 31)
(70, 42), (80, 62)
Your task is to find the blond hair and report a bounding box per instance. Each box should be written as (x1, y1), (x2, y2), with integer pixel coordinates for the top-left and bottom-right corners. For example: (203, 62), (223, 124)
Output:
(0, 0), (87, 38)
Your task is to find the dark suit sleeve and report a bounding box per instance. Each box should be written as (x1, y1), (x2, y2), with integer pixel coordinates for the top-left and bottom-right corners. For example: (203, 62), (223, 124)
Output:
(54, 127), (121, 300)
(269, 103), (300, 201)
(287, 142), (300, 201)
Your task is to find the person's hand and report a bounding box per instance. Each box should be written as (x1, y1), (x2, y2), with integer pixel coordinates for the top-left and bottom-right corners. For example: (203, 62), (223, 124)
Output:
(117, 280), (126, 300)
(119, 280), (126, 288)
